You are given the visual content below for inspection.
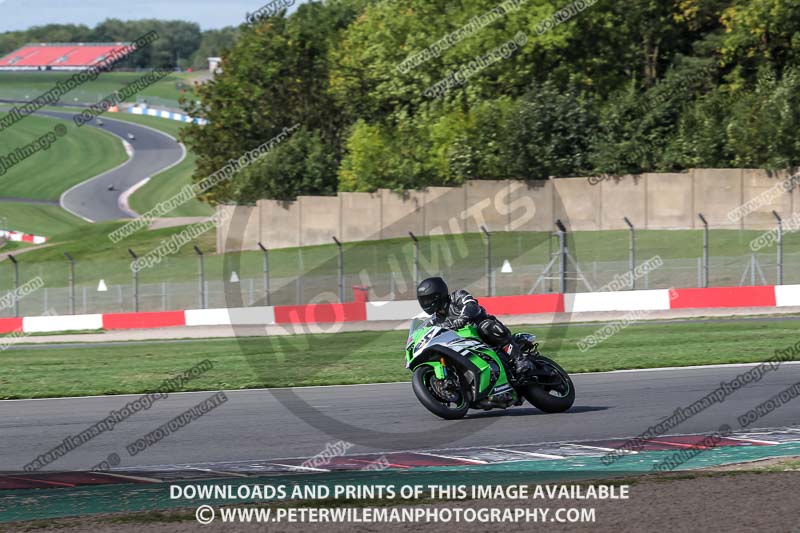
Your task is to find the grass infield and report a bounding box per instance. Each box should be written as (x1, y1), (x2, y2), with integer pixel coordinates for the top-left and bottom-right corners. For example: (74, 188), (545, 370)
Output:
(1, 318), (798, 399)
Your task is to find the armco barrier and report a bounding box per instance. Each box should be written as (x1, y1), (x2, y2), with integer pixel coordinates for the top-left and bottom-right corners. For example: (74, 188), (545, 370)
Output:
(274, 302), (366, 324)
(565, 289), (672, 313)
(185, 306), (275, 326)
(2, 284), (799, 335)
(102, 311), (186, 330)
(669, 286), (776, 309)
(23, 314), (102, 333)
(775, 285), (800, 307)
(0, 317), (23, 334)
(0, 230), (47, 244)
(481, 294), (565, 315)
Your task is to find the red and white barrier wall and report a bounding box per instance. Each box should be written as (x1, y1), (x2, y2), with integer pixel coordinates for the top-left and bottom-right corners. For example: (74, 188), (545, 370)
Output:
(0, 284), (798, 335)
(0, 230), (47, 244)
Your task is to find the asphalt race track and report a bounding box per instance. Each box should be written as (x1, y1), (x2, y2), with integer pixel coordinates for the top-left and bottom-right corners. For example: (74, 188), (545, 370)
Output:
(2, 363), (798, 473)
(56, 111), (185, 221)
(0, 106), (185, 222)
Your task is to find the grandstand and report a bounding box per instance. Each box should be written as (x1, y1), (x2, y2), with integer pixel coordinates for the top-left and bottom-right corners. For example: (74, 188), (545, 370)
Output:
(0, 43), (131, 71)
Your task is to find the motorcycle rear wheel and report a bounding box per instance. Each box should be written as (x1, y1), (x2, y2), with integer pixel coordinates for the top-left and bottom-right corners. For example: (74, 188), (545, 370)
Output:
(412, 366), (470, 420)
(521, 356), (575, 413)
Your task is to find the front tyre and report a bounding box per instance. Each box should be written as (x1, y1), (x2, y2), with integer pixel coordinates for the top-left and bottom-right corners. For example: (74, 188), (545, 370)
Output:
(522, 356), (575, 413)
(411, 366), (469, 420)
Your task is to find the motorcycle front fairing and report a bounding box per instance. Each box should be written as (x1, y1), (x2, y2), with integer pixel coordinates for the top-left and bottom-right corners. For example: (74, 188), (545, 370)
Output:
(406, 324), (512, 403)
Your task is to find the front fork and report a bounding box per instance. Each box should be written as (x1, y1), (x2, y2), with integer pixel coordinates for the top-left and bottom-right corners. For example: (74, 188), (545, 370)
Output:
(439, 357), (448, 378)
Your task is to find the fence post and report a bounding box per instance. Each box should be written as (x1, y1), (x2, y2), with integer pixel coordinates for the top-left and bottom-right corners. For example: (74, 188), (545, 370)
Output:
(555, 219), (567, 294)
(193, 245), (206, 309)
(7, 254), (19, 317)
(64, 252), (75, 315)
(258, 242), (270, 306)
(128, 248), (139, 312)
(623, 217), (635, 289)
(773, 210), (783, 285)
(480, 226), (493, 296)
(332, 236), (344, 303)
(409, 232), (419, 287)
(698, 213), (709, 288)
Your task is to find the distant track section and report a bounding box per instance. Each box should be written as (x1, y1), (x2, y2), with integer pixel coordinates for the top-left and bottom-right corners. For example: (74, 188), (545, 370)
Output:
(54, 111), (185, 222)
(0, 106), (185, 222)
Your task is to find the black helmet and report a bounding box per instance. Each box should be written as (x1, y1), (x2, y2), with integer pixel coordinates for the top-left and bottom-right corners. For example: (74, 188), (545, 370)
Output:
(417, 277), (449, 315)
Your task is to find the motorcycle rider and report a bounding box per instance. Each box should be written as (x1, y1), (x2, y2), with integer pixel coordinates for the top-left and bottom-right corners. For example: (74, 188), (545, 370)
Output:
(416, 276), (534, 376)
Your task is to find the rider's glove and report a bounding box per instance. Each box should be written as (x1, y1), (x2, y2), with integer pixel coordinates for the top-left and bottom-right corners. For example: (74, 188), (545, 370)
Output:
(446, 317), (468, 329)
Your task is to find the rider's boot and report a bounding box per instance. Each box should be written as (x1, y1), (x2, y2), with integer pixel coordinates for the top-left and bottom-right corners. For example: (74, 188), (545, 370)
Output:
(502, 342), (533, 376)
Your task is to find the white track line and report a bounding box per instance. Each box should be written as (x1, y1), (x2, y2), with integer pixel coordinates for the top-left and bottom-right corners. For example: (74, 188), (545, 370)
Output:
(108, 425), (800, 472)
(487, 447), (564, 460)
(414, 452), (488, 465)
(269, 463), (329, 473)
(565, 443), (629, 454)
(726, 436), (781, 445)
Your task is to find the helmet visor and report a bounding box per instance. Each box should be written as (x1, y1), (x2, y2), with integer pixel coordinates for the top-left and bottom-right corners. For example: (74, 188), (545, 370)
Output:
(418, 293), (442, 315)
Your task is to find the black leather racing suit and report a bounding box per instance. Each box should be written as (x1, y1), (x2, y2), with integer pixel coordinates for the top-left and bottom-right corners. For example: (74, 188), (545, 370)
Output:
(427, 290), (524, 369)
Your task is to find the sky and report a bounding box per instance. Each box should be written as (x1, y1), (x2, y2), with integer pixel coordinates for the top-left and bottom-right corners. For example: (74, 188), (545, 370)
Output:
(0, 0), (307, 32)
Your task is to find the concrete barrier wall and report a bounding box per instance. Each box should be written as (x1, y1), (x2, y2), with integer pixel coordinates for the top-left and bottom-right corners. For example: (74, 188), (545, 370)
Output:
(257, 199), (300, 248)
(742, 169), (794, 230)
(217, 168), (799, 252)
(600, 175), (645, 230)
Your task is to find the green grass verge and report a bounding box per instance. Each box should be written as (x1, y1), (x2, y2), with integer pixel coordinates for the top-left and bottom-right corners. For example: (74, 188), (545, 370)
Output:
(1, 319), (797, 399)
(0, 113), (127, 200)
(128, 150), (212, 217)
(0, 71), (193, 108)
(0, 201), (86, 237)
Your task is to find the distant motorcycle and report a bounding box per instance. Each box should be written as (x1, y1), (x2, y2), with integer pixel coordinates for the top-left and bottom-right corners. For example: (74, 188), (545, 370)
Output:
(405, 318), (575, 420)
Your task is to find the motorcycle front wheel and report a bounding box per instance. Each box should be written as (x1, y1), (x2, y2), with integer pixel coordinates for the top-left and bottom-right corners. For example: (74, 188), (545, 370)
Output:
(411, 366), (470, 420)
(521, 356), (575, 413)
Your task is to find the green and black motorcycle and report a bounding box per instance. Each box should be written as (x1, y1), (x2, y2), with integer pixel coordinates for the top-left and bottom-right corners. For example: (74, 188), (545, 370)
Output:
(405, 317), (575, 420)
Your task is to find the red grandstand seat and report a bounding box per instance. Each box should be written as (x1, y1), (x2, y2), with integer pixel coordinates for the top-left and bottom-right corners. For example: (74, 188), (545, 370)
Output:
(0, 43), (131, 69)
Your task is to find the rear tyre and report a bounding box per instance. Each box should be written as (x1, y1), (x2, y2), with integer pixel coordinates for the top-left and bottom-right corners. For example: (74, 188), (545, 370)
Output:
(412, 365), (469, 420)
(522, 356), (575, 413)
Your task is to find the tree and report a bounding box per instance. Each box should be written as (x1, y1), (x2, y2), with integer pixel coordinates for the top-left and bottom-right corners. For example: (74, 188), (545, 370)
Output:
(502, 80), (597, 180)
(181, 1), (365, 203)
(235, 128), (338, 202)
